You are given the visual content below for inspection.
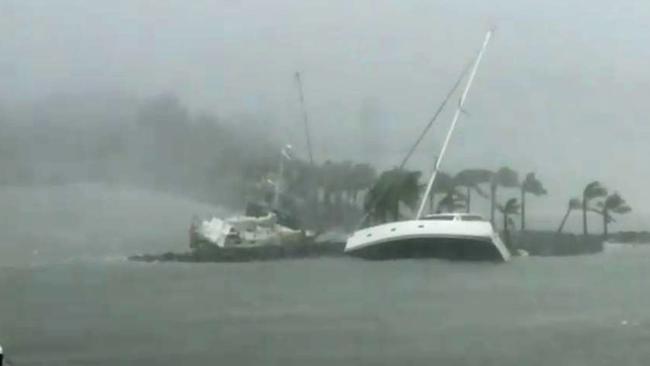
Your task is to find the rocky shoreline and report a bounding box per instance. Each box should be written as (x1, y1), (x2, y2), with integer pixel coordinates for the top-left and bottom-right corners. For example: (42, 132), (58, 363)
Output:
(130, 240), (346, 263)
(514, 231), (603, 256)
(130, 231), (605, 263)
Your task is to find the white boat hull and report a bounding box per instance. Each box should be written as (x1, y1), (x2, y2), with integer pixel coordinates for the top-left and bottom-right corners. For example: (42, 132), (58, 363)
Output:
(191, 213), (307, 249)
(345, 219), (511, 261)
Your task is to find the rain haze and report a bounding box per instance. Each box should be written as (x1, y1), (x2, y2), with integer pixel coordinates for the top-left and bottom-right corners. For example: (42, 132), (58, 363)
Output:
(3, 0), (650, 230)
(3, 1), (650, 365)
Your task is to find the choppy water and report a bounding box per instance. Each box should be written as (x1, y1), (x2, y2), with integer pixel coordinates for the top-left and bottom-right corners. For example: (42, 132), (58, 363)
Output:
(2, 185), (650, 365)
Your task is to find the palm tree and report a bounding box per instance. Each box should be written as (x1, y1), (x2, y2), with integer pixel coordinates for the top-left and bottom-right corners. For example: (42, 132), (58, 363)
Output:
(520, 172), (547, 231)
(557, 198), (581, 233)
(436, 187), (467, 213)
(498, 198), (520, 249)
(454, 169), (492, 213)
(364, 168), (422, 223)
(490, 167), (519, 225)
(582, 181), (607, 236)
(429, 171), (454, 213)
(596, 193), (631, 237)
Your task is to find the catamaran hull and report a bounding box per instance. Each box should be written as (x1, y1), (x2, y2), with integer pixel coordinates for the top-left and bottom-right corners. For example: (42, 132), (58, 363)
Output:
(345, 220), (511, 262)
(346, 236), (505, 261)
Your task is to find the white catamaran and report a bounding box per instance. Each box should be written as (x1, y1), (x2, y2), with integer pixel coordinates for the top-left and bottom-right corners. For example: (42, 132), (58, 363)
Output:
(345, 30), (511, 262)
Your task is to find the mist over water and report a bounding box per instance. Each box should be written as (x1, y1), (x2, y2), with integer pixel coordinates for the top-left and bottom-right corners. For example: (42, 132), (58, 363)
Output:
(0, 183), (225, 268)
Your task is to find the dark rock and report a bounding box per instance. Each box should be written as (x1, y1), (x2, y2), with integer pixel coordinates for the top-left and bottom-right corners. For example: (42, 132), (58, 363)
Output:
(514, 231), (603, 256)
(129, 241), (346, 263)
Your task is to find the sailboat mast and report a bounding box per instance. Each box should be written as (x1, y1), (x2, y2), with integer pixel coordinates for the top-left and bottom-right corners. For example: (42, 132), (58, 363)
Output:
(294, 72), (315, 166)
(415, 30), (493, 219)
(353, 60), (473, 230)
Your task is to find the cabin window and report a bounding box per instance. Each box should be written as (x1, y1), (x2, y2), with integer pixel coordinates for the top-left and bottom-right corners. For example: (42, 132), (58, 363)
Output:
(461, 215), (484, 221)
(424, 215), (455, 221)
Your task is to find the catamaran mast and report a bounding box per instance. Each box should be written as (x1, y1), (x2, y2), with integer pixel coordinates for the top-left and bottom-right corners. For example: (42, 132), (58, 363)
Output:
(294, 72), (315, 166)
(415, 30), (493, 219)
(353, 60), (474, 230)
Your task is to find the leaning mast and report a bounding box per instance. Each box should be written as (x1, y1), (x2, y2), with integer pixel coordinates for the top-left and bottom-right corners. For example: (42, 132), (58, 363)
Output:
(415, 30), (494, 219)
(294, 72), (315, 166)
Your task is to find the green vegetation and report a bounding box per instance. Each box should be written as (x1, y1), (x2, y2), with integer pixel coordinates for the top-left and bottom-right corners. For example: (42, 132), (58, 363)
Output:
(597, 193), (631, 237)
(453, 169), (492, 213)
(489, 167), (519, 225)
(498, 197), (520, 248)
(363, 168), (421, 224)
(520, 173), (547, 231)
(582, 181), (608, 236)
(557, 198), (581, 233)
(362, 166), (533, 232)
(431, 172), (465, 213)
(360, 166), (632, 244)
(556, 182), (631, 238)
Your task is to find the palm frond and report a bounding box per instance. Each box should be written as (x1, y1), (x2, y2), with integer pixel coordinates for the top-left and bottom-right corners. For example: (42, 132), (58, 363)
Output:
(504, 197), (520, 214)
(454, 169), (493, 187)
(522, 172), (547, 196)
(583, 181), (607, 200)
(568, 198), (582, 210)
(437, 189), (467, 212)
(498, 198), (520, 214)
(611, 205), (631, 214)
(587, 207), (603, 215)
(603, 192), (632, 215)
(492, 166), (519, 188)
(432, 171), (454, 193)
(473, 184), (489, 199)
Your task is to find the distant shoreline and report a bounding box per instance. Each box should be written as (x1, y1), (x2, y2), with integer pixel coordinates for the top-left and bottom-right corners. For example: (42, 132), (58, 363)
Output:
(606, 231), (650, 244)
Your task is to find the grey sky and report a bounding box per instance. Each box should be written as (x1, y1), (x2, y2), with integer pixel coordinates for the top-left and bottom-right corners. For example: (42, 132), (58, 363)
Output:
(3, 0), (650, 229)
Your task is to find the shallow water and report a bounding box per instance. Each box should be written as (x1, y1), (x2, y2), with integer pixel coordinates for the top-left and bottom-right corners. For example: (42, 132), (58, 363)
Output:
(0, 184), (223, 267)
(2, 185), (650, 365)
(3, 253), (650, 365)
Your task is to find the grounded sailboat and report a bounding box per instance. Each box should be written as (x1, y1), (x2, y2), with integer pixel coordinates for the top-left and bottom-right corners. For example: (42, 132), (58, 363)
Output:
(189, 145), (315, 251)
(345, 30), (511, 262)
(346, 212), (510, 260)
(186, 73), (322, 257)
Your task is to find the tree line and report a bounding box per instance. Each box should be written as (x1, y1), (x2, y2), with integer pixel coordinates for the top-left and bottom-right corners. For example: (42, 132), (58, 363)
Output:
(361, 166), (631, 238)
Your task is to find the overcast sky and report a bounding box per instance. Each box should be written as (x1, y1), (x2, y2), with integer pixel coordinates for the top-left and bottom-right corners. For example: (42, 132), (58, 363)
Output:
(3, 0), (650, 229)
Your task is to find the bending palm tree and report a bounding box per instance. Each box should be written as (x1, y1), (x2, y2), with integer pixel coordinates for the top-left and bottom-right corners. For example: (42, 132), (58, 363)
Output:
(437, 187), (467, 213)
(582, 181), (607, 236)
(520, 172), (547, 231)
(364, 168), (422, 223)
(490, 167), (519, 225)
(498, 198), (520, 249)
(454, 169), (492, 213)
(429, 171), (454, 213)
(557, 198), (581, 233)
(597, 193), (631, 237)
